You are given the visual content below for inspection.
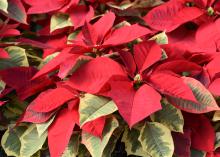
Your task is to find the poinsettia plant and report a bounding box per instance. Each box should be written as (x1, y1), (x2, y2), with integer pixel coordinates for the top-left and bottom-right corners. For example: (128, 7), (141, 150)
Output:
(0, 0), (220, 157)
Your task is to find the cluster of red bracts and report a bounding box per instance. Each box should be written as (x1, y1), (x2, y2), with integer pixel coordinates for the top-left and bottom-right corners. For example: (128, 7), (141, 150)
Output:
(1, 0), (220, 157)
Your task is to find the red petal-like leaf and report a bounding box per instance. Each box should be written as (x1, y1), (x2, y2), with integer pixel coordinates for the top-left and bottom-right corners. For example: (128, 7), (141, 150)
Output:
(69, 6), (94, 29)
(168, 77), (219, 113)
(108, 80), (161, 127)
(206, 54), (220, 80)
(81, 116), (106, 138)
(103, 24), (152, 46)
(0, 48), (10, 59)
(149, 72), (197, 102)
(154, 60), (202, 76)
(30, 87), (75, 112)
(93, 12), (115, 44)
(184, 113), (215, 152)
(67, 57), (126, 94)
(172, 129), (191, 157)
(144, 0), (204, 32)
(134, 41), (162, 73)
(208, 78), (220, 96)
(48, 108), (76, 157)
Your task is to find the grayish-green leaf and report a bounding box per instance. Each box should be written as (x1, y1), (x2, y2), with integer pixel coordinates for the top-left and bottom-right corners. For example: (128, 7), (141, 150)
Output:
(62, 134), (80, 157)
(122, 127), (150, 156)
(20, 125), (47, 157)
(5, 46), (29, 67)
(151, 100), (184, 132)
(79, 94), (118, 126)
(1, 126), (27, 157)
(50, 13), (73, 33)
(82, 117), (119, 157)
(190, 149), (206, 157)
(36, 116), (55, 137)
(138, 122), (174, 157)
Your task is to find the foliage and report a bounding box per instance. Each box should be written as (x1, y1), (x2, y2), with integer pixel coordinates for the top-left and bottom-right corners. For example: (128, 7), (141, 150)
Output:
(0, 0), (220, 157)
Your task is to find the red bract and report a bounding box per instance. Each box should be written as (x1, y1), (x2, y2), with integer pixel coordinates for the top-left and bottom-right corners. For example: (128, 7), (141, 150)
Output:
(23, 0), (79, 14)
(1, 0), (220, 156)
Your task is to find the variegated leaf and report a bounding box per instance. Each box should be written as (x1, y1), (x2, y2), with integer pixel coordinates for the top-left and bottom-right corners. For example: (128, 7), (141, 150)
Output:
(213, 111), (220, 121)
(62, 134), (80, 157)
(5, 46), (29, 67)
(36, 116), (55, 137)
(20, 125), (47, 157)
(215, 132), (220, 149)
(82, 117), (119, 157)
(1, 126), (27, 157)
(150, 31), (168, 44)
(169, 77), (219, 113)
(138, 122), (174, 157)
(0, 0), (8, 13)
(151, 99), (184, 132)
(122, 127), (150, 156)
(50, 13), (73, 33)
(79, 94), (118, 127)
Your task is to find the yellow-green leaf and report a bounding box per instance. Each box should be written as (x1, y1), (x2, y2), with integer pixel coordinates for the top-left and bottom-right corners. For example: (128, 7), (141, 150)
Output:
(62, 134), (80, 157)
(20, 125), (47, 157)
(79, 94), (118, 127)
(215, 132), (220, 149)
(151, 100), (184, 132)
(82, 117), (119, 157)
(122, 127), (150, 156)
(138, 122), (174, 157)
(50, 13), (73, 33)
(36, 116), (55, 137)
(1, 126), (27, 157)
(0, 80), (6, 94)
(5, 46), (29, 67)
(150, 31), (168, 44)
(213, 111), (220, 121)
(0, 0), (8, 13)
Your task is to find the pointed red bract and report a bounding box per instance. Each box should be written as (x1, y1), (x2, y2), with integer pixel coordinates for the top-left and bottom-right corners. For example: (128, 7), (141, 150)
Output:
(30, 87), (76, 112)
(67, 57), (126, 94)
(0, 67), (53, 100)
(184, 113), (215, 152)
(103, 24), (152, 46)
(81, 116), (106, 138)
(208, 78), (220, 96)
(149, 72), (197, 102)
(134, 41), (162, 73)
(48, 108), (76, 157)
(144, 0), (204, 32)
(108, 81), (161, 127)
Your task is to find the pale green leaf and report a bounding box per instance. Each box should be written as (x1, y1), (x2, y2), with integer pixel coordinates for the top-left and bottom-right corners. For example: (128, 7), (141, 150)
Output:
(150, 31), (168, 44)
(122, 127), (150, 156)
(5, 46), (29, 67)
(0, 0), (8, 13)
(213, 111), (220, 121)
(0, 80), (6, 94)
(151, 100), (184, 132)
(36, 116), (55, 137)
(20, 125), (47, 157)
(50, 13), (73, 33)
(82, 117), (119, 157)
(138, 122), (174, 157)
(79, 94), (118, 126)
(1, 126), (27, 157)
(62, 134), (80, 157)
(215, 132), (220, 149)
